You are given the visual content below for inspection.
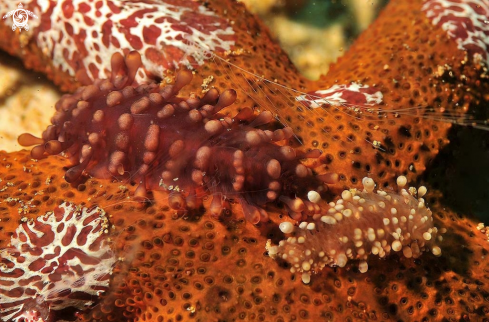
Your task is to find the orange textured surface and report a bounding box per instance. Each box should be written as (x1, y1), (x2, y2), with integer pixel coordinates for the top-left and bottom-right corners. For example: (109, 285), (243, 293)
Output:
(0, 0), (488, 320)
(309, 0), (488, 192)
(1, 150), (489, 321)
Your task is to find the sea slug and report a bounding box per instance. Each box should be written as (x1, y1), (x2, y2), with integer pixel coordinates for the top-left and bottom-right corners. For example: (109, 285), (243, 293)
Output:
(267, 176), (443, 284)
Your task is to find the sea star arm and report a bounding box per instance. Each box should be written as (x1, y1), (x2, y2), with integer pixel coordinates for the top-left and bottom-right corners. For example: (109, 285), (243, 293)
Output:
(0, 150), (488, 321)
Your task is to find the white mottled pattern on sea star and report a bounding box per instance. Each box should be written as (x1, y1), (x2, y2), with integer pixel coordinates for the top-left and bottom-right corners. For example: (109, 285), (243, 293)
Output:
(295, 83), (383, 109)
(1, 1), (235, 83)
(422, 0), (489, 66)
(0, 202), (115, 322)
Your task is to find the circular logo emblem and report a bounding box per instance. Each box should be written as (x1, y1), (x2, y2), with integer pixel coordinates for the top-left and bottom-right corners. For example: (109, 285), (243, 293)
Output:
(2, 3), (38, 32)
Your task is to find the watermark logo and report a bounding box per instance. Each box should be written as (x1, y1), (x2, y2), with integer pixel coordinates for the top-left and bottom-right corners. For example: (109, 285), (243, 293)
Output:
(2, 3), (37, 32)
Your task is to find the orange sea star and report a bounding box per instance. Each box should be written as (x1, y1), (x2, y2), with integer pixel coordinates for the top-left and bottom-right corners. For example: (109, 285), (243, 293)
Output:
(0, 150), (488, 321)
(0, 0), (489, 321)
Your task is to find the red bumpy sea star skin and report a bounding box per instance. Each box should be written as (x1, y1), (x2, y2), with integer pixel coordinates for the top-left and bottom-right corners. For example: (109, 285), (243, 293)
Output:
(306, 0), (489, 190)
(0, 0), (488, 194)
(422, 0), (489, 66)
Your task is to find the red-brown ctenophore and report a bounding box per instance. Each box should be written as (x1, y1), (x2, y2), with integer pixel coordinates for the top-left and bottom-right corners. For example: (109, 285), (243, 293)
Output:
(19, 52), (337, 224)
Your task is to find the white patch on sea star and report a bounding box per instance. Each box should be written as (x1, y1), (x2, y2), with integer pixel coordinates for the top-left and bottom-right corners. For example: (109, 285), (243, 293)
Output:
(295, 83), (383, 109)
